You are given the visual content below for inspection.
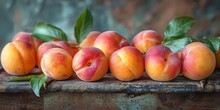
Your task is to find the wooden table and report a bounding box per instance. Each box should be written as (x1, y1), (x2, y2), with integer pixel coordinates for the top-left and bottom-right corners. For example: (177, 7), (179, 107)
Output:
(0, 68), (220, 110)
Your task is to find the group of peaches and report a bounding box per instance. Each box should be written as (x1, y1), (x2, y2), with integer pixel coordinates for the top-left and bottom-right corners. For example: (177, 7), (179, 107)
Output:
(1, 30), (218, 82)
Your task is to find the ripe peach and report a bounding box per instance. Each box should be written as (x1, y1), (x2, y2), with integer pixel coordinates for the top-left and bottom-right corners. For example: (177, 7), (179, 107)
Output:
(1, 40), (36, 75)
(12, 32), (43, 52)
(182, 42), (216, 80)
(216, 49), (220, 68)
(51, 40), (78, 57)
(109, 46), (144, 81)
(80, 31), (101, 47)
(37, 42), (59, 68)
(41, 48), (73, 80)
(94, 31), (130, 60)
(72, 47), (108, 81)
(132, 30), (163, 54)
(215, 37), (220, 68)
(145, 45), (181, 81)
(37, 40), (78, 68)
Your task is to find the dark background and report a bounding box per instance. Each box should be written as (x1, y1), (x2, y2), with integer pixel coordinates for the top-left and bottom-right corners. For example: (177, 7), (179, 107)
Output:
(0, 0), (220, 50)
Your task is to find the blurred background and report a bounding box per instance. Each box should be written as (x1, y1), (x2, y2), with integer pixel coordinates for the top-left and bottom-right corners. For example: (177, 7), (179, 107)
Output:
(0, 0), (220, 50)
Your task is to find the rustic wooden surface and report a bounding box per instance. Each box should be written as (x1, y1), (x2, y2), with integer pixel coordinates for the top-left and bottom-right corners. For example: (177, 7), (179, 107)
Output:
(0, 93), (43, 110)
(0, 68), (220, 110)
(0, 92), (220, 110)
(1, 68), (220, 93)
(43, 92), (220, 110)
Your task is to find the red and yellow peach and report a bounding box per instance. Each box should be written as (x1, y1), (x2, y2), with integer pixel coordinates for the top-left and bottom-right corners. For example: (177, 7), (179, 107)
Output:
(182, 42), (216, 80)
(72, 47), (108, 81)
(94, 31), (130, 60)
(41, 48), (73, 80)
(80, 31), (101, 47)
(37, 40), (78, 68)
(145, 45), (181, 81)
(1, 41), (36, 75)
(12, 32), (43, 52)
(132, 30), (163, 54)
(109, 46), (144, 81)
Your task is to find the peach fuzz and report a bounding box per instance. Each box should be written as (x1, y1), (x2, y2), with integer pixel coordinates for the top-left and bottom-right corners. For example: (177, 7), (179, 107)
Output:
(12, 32), (43, 52)
(94, 31), (130, 60)
(72, 47), (108, 81)
(132, 30), (163, 54)
(41, 48), (73, 80)
(80, 31), (101, 47)
(1, 40), (36, 75)
(37, 40), (78, 68)
(181, 42), (216, 80)
(109, 46), (144, 81)
(145, 45), (181, 81)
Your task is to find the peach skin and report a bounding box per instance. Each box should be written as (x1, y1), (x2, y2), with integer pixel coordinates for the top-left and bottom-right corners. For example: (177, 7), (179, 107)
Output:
(51, 40), (79, 57)
(132, 30), (163, 54)
(72, 47), (108, 81)
(41, 48), (73, 80)
(1, 40), (36, 75)
(80, 31), (101, 47)
(145, 45), (181, 81)
(12, 32), (43, 52)
(216, 48), (220, 68)
(94, 31), (130, 60)
(109, 46), (144, 81)
(182, 42), (216, 80)
(37, 40), (78, 69)
(215, 37), (220, 68)
(37, 42), (59, 68)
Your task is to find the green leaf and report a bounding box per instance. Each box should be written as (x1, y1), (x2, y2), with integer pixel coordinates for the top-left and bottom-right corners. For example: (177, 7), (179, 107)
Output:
(200, 37), (220, 53)
(164, 16), (195, 38)
(30, 74), (48, 97)
(74, 7), (93, 43)
(32, 22), (68, 42)
(162, 35), (195, 52)
(9, 75), (39, 82)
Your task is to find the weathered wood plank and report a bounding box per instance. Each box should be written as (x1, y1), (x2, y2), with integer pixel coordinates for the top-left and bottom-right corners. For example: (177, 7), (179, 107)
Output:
(0, 69), (220, 109)
(0, 68), (220, 93)
(43, 92), (220, 110)
(0, 92), (219, 110)
(0, 93), (43, 110)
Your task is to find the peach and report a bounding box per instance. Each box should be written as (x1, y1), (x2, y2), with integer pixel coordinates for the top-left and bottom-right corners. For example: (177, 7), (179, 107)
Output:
(72, 47), (108, 81)
(132, 30), (163, 54)
(37, 40), (78, 68)
(51, 40), (78, 57)
(215, 37), (220, 68)
(1, 40), (36, 75)
(177, 50), (182, 59)
(41, 48), (73, 80)
(12, 32), (43, 52)
(80, 31), (101, 47)
(109, 46), (144, 81)
(94, 31), (130, 60)
(182, 42), (216, 80)
(145, 45), (181, 81)
(216, 48), (220, 68)
(37, 42), (59, 68)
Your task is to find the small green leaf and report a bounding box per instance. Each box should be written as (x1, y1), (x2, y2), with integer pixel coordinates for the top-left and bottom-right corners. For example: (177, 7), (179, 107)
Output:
(9, 75), (39, 82)
(162, 35), (195, 52)
(32, 22), (68, 42)
(30, 74), (48, 97)
(74, 7), (93, 43)
(200, 37), (220, 53)
(164, 16), (195, 38)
